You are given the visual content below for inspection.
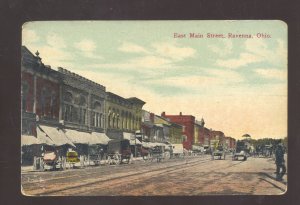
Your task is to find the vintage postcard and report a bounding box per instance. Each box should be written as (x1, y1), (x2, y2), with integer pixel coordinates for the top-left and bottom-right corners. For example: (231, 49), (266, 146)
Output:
(21, 20), (287, 196)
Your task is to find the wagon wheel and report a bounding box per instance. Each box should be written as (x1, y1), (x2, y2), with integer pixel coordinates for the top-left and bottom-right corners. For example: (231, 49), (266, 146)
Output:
(113, 154), (121, 165)
(164, 151), (170, 160)
(143, 154), (150, 161)
(107, 156), (112, 165)
(125, 156), (131, 164)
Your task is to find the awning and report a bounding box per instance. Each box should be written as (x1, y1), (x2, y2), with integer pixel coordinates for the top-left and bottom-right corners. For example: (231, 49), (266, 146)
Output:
(142, 142), (166, 148)
(64, 129), (98, 145)
(38, 125), (75, 147)
(36, 127), (56, 146)
(21, 134), (39, 146)
(123, 132), (134, 140)
(91, 132), (111, 145)
(130, 138), (142, 145)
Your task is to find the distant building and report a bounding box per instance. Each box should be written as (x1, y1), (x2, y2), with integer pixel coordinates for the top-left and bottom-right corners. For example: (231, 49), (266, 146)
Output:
(210, 130), (226, 145)
(141, 110), (155, 141)
(225, 136), (236, 149)
(169, 122), (184, 145)
(201, 127), (212, 146)
(161, 112), (195, 150)
(194, 118), (205, 145)
(154, 115), (171, 143)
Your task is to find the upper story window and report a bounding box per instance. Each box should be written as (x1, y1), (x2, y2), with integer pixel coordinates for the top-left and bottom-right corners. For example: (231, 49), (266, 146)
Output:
(50, 91), (57, 117)
(64, 92), (73, 103)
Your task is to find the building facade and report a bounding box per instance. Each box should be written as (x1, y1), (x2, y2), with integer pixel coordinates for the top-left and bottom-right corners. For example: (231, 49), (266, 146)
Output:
(141, 110), (155, 141)
(154, 115), (171, 143)
(105, 92), (145, 139)
(194, 119), (205, 145)
(21, 46), (61, 136)
(225, 136), (236, 149)
(57, 67), (106, 133)
(210, 130), (226, 146)
(169, 122), (184, 145)
(161, 112), (195, 150)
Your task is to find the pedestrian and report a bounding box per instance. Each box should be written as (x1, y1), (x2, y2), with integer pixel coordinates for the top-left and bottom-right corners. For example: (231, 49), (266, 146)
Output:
(275, 142), (286, 181)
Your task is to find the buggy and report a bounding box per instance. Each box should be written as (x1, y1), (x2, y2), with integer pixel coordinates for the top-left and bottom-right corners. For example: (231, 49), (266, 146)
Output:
(107, 139), (132, 165)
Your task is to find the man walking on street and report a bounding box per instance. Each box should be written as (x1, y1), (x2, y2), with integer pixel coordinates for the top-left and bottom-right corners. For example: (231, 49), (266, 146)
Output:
(275, 141), (286, 181)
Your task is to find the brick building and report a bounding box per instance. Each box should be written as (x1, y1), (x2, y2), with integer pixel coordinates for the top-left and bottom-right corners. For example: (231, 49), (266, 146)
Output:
(225, 136), (236, 149)
(210, 130), (226, 146)
(161, 112), (195, 150)
(21, 46), (61, 136)
(21, 46), (72, 165)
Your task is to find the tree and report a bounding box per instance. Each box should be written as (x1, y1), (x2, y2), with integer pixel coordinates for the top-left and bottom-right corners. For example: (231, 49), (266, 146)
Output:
(242, 134), (251, 138)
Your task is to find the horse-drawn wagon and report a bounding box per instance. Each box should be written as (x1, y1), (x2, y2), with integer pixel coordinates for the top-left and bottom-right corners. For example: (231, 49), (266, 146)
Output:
(107, 139), (132, 165)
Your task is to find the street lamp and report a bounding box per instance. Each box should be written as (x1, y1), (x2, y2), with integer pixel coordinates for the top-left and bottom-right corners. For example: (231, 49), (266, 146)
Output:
(135, 133), (137, 157)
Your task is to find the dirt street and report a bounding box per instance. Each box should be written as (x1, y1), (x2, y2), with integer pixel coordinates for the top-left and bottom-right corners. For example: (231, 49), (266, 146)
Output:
(21, 155), (287, 196)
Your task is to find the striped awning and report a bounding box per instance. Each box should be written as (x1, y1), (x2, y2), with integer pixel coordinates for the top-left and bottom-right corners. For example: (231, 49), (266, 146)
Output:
(91, 132), (111, 145)
(38, 125), (75, 147)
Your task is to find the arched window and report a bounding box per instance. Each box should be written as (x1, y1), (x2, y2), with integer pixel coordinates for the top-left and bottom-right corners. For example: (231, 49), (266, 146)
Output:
(64, 92), (73, 103)
(64, 104), (73, 122)
(79, 95), (86, 106)
(94, 101), (101, 110)
(78, 95), (87, 124)
(89, 101), (101, 127)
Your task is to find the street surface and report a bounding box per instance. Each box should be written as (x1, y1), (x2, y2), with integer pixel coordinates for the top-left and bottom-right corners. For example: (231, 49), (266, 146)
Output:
(21, 154), (287, 196)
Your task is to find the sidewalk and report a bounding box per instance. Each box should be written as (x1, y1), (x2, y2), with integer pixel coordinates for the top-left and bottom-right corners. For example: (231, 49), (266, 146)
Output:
(21, 156), (146, 173)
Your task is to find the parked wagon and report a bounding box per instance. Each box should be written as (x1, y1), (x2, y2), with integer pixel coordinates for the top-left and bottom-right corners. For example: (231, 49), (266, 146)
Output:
(43, 150), (59, 170)
(151, 145), (165, 162)
(107, 139), (132, 165)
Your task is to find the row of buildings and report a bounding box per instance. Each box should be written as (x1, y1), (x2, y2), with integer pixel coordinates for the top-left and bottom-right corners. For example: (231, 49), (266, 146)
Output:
(21, 46), (236, 163)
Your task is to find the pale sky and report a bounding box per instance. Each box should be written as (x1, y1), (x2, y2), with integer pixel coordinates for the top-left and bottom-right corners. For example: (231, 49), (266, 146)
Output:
(22, 20), (287, 140)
